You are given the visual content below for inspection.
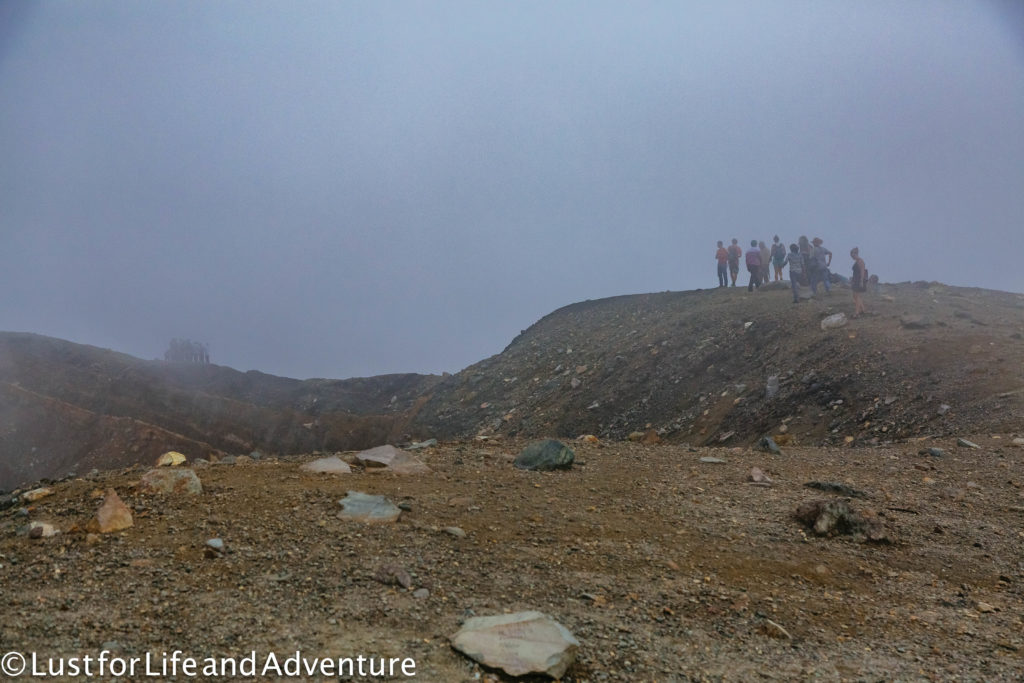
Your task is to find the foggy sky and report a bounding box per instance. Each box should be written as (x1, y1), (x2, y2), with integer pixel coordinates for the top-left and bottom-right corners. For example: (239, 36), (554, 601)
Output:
(2, 1), (1022, 380)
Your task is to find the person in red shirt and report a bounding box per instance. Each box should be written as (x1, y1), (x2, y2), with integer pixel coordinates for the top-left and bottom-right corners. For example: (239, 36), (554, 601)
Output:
(715, 241), (729, 288)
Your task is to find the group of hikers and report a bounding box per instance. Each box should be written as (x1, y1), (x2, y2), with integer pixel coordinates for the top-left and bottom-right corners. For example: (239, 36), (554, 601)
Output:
(714, 235), (870, 317)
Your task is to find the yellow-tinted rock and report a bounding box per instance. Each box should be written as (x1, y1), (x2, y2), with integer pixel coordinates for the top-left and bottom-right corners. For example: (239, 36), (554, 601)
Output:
(156, 451), (187, 467)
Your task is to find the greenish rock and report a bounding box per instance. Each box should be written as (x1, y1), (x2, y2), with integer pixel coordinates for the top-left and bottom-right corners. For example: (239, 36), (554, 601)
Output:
(337, 491), (401, 523)
(514, 439), (574, 471)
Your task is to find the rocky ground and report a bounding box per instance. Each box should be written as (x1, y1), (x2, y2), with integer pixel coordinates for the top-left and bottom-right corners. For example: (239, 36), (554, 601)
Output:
(3, 436), (1023, 681)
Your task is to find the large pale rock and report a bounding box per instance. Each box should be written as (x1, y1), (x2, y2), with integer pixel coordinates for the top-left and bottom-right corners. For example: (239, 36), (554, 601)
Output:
(514, 440), (574, 471)
(300, 456), (352, 475)
(137, 468), (203, 495)
(337, 491), (401, 523)
(89, 488), (133, 533)
(21, 487), (54, 503)
(355, 445), (431, 475)
(156, 451), (187, 467)
(451, 611), (580, 679)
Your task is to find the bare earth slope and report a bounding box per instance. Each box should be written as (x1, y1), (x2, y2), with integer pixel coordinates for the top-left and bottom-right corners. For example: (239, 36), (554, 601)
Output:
(414, 282), (1024, 447)
(1, 437), (1023, 681)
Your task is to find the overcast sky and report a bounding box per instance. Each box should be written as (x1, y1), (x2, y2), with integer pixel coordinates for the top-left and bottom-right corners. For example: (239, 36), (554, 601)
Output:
(2, 1), (1022, 379)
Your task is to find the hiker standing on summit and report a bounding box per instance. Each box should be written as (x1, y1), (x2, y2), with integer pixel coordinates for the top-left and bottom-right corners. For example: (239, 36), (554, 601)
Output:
(715, 241), (729, 288)
(759, 241), (772, 285)
(808, 237), (833, 295)
(850, 247), (868, 317)
(784, 243), (805, 303)
(771, 235), (787, 281)
(727, 238), (742, 287)
(745, 240), (763, 292)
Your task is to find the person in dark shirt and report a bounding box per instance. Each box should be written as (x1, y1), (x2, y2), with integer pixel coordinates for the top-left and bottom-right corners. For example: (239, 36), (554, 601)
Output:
(727, 238), (742, 287)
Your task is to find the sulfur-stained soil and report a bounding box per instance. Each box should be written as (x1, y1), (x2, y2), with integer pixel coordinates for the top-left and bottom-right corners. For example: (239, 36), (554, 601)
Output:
(2, 436), (1023, 681)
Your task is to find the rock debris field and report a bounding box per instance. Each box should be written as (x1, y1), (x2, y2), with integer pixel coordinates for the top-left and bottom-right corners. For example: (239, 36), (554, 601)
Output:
(2, 436), (1024, 682)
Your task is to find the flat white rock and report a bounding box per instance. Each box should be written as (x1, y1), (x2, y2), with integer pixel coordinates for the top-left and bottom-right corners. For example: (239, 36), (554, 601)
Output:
(451, 610), (579, 679)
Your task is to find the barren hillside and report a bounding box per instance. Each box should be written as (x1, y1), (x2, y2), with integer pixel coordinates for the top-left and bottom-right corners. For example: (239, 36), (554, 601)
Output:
(414, 281), (1024, 446)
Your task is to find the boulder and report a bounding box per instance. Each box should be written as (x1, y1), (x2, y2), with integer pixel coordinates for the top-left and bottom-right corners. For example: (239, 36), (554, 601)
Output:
(337, 491), (401, 523)
(355, 445), (431, 475)
(820, 313), (848, 330)
(137, 468), (203, 495)
(21, 487), (54, 503)
(900, 314), (930, 329)
(88, 488), (133, 533)
(156, 451), (187, 467)
(300, 456), (352, 475)
(451, 611), (580, 679)
(514, 440), (574, 471)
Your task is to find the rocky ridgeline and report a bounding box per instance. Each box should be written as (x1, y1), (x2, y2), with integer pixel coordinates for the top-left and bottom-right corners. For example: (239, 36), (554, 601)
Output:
(2, 282), (1023, 490)
(412, 282), (1024, 448)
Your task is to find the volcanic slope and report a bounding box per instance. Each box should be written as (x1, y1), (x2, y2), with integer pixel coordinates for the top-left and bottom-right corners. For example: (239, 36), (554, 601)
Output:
(0, 333), (441, 491)
(414, 281), (1024, 446)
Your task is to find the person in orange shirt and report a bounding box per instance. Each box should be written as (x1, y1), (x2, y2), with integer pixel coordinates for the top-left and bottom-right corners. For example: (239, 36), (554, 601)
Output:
(715, 241), (729, 287)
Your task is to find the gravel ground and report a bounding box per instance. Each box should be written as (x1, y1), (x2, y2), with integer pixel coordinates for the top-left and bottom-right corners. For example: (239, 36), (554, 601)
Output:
(2, 437), (1023, 682)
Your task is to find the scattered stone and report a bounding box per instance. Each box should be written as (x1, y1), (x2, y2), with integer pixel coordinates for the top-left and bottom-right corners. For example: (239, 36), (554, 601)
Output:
(156, 451), (187, 467)
(804, 481), (869, 499)
(976, 601), (996, 613)
(355, 445), (431, 475)
(137, 468), (203, 495)
(27, 521), (59, 538)
(900, 314), (930, 329)
(88, 488), (133, 533)
(957, 438), (981, 449)
(759, 436), (783, 455)
(20, 487), (54, 503)
(406, 439), (438, 450)
(628, 431), (646, 442)
(794, 499), (892, 543)
(514, 439), (574, 471)
(300, 456), (352, 475)
(233, 454), (252, 465)
(820, 313), (848, 330)
(337, 491), (401, 523)
(761, 618), (793, 640)
(920, 448), (945, 458)
(374, 563), (413, 589)
(1013, 437), (1024, 447)
(205, 538), (225, 558)
(444, 526), (467, 538)
(717, 431), (735, 443)
(937, 404), (951, 416)
(749, 468), (772, 484)
(450, 611), (580, 679)
(577, 434), (599, 444)
(700, 456), (726, 464)
(398, 502), (413, 512)
(413, 588), (430, 599)
(218, 455), (237, 465)
(570, 377), (582, 389)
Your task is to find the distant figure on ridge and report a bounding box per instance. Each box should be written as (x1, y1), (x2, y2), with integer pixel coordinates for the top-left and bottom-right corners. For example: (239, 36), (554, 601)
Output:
(715, 240), (729, 288)
(745, 239), (762, 292)
(808, 237), (832, 295)
(759, 241), (772, 285)
(771, 235), (787, 281)
(727, 238), (742, 287)
(784, 243), (805, 303)
(850, 247), (868, 317)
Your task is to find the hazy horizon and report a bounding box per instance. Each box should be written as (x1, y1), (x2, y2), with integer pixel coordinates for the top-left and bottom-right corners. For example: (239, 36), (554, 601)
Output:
(3, 1), (1022, 379)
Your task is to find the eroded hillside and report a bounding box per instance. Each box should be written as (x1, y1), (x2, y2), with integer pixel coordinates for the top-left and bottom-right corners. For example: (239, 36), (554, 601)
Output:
(413, 282), (1024, 446)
